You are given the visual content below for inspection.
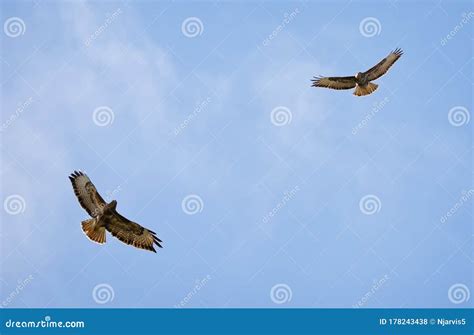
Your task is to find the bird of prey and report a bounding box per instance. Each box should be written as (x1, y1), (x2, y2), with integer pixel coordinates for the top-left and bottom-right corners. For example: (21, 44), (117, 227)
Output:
(69, 171), (162, 253)
(311, 48), (403, 96)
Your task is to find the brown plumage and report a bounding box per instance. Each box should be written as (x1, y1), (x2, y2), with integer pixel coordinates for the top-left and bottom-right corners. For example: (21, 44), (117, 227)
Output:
(69, 171), (162, 252)
(312, 48), (403, 96)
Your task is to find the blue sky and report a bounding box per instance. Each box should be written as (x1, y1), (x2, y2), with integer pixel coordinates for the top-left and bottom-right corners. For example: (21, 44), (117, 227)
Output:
(1, 0), (472, 308)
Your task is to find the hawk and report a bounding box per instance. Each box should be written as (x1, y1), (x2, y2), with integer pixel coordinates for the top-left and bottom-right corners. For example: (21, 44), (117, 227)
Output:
(311, 48), (403, 96)
(69, 171), (162, 253)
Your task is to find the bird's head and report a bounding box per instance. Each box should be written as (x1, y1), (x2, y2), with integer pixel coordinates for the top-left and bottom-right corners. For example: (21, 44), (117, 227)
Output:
(355, 72), (362, 79)
(107, 200), (117, 210)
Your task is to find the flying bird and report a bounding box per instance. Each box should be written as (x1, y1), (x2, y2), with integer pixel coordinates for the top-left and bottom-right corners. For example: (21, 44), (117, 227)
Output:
(69, 171), (162, 253)
(311, 48), (403, 96)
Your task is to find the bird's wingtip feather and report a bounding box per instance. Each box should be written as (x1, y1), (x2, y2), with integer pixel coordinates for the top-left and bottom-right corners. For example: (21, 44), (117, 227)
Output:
(393, 48), (403, 56)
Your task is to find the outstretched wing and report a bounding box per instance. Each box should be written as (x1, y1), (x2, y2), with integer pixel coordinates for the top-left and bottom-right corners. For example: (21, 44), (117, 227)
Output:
(311, 76), (357, 90)
(69, 171), (106, 218)
(103, 211), (162, 253)
(364, 48), (403, 81)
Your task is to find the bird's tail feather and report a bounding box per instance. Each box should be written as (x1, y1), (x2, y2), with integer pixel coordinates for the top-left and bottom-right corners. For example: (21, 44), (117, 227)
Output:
(81, 219), (106, 244)
(354, 83), (378, 96)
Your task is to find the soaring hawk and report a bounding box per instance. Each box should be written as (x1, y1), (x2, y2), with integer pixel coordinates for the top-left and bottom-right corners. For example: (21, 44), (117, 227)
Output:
(311, 48), (403, 96)
(69, 171), (162, 252)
